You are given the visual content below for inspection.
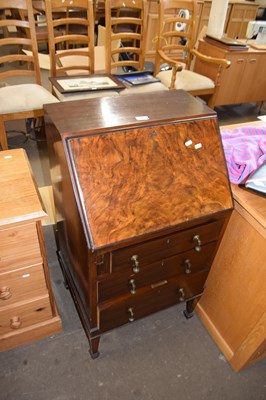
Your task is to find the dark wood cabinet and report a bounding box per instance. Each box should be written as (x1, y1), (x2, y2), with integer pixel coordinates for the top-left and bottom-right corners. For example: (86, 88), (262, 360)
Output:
(44, 90), (233, 358)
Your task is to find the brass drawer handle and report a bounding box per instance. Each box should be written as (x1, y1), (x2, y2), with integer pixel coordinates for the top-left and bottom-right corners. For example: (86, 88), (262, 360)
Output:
(237, 59), (244, 64)
(193, 235), (201, 252)
(10, 316), (22, 329)
(249, 58), (257, 63)
(184, 259), (192, 274)
(129, 278), (136, 295)
(128, 307), (135, 322)
(131, 254), (140, 273)
(178, 288), (185, 302)
(0, 286), (12, 300)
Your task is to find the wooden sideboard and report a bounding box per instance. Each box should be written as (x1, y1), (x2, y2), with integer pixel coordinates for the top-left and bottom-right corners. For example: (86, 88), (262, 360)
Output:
(145, 0), (259, 63)
(197, 178), (266, 371)
(193, 39), (266, 107)
(44, 90), (233, 358)
(0, 149), (61, 352)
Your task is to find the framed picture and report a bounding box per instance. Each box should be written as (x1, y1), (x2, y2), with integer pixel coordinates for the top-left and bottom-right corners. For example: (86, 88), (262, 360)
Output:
(49, 74), (125, 93)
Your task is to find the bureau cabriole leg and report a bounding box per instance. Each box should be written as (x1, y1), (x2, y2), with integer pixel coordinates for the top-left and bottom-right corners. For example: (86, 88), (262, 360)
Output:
(183, 298), (198, 319)
(89, 336), (100, 359)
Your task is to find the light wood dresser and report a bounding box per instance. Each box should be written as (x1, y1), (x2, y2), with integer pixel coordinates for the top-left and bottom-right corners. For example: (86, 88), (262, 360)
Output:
(0, 149), (61, 352)
(197, 181), (266, 371)
(44, 90), (233, 358)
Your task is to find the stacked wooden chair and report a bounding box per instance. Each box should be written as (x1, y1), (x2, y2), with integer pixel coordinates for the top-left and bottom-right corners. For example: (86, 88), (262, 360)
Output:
(154, 0), (230, 107)
(0, 0), (59, 150)
(104, 0), (168, 95)
(45, 0), (120, 101)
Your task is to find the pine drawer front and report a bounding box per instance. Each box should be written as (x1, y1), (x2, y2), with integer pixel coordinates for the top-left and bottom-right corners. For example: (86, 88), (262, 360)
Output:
(99, 270), (208, 332)
(0, 223), (42, 273)
(111, 218), (225, 273)
(0, 264), (48, 306)
(0, 295), (52, 336)
(98, 241), (217, 302)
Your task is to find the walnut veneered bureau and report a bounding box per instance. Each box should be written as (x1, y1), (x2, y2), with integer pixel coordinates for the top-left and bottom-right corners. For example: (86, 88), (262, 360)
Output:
(44, 90), (233, 358)
(0, 149), (61, 352)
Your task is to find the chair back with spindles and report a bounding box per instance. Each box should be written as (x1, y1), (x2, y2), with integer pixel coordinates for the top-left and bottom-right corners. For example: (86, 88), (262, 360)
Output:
(154, 0), (196, 75)
(0, 0), (41, 85)
(105, 0), (148, 73)
(45, 0), (95, 77)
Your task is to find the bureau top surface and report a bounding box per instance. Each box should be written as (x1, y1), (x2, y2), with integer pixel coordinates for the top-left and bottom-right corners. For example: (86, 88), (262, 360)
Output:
(0, 149), (46, 227)
(65, 99), (233, 250)
(44, 90), (216, 137)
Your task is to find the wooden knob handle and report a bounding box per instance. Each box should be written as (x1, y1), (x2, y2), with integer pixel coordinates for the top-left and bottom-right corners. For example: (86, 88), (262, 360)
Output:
(0, 286), (12, 300)
(10, 316), (22, 329)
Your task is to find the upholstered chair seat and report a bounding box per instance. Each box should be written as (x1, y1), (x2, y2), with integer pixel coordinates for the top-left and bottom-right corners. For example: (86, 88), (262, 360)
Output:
(156, 70), (215, 92)
(0, 84), (59, 114)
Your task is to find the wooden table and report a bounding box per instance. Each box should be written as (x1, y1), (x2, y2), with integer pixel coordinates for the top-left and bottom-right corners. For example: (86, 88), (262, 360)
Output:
(197, 120), (266, 371)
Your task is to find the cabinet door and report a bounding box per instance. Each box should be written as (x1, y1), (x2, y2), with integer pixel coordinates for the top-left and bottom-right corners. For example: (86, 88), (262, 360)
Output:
(145, 1), (159, 62)
(217, 53), (247, 105)
(237, 53), (266, 103)
(226, 4), (259, 39)
(197, 2), (212, 37)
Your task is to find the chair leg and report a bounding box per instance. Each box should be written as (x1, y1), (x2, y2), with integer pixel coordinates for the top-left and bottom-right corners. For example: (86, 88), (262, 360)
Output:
(0, 120), (8, 150)
(207, 94), (215, 109)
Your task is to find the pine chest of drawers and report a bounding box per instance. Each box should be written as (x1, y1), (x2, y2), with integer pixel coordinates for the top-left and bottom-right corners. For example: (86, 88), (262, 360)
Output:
(0, 149), (61, 351)
(44, 90), (233, 358)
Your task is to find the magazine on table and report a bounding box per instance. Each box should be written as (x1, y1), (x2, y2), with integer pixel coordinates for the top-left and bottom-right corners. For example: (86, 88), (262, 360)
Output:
(117, 72), (159, 86)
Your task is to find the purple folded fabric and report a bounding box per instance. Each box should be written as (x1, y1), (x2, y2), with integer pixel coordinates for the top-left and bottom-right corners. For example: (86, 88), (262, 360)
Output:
(220, 125), (266, 184)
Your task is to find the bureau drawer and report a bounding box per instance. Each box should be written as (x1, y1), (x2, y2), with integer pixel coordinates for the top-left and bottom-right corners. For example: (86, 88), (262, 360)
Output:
(0, 264), (48, 306)
(0, 223), (42, 273)
(98, 270), (208, 332)
(0, 295), (52, 336)
(111, 219), (224, 273)
(98, 241), (217, 302)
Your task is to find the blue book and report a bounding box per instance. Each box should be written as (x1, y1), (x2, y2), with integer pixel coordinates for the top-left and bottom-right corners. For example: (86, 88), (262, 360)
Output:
(118, 73), (159, 86)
